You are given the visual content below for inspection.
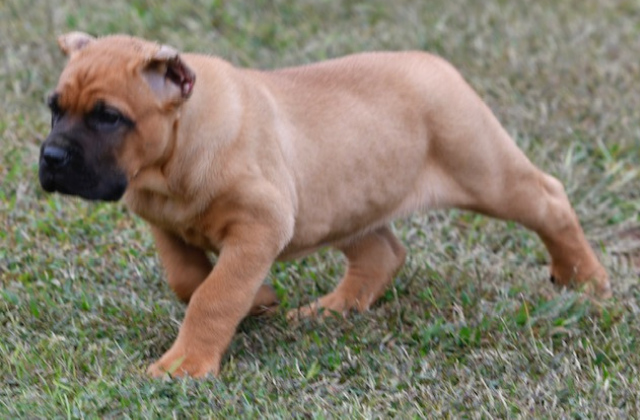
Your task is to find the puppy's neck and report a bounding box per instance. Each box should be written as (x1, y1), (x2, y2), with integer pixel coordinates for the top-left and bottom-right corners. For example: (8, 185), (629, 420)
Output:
(129, 167), (172, 197)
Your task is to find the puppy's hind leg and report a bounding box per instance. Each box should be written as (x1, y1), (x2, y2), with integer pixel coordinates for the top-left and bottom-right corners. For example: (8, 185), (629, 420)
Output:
(431, 98), (610, 297)
(288, 225), (407, 320)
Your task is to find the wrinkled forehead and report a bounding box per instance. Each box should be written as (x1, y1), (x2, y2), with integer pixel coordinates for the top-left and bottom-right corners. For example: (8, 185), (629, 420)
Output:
(55, 36), (160, 113)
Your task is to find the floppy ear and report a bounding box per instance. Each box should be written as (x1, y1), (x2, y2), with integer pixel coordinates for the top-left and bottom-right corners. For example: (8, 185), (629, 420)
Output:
(143, 44), (196, 104)
(58, 32), (95, 56)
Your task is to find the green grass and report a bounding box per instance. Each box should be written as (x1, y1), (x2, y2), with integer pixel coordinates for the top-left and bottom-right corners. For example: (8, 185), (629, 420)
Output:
(2, 0), (640, 417)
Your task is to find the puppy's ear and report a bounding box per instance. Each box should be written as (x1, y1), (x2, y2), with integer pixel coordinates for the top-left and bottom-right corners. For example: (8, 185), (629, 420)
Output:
(58, 32), (95, 56)
(143, 45), (196, 104)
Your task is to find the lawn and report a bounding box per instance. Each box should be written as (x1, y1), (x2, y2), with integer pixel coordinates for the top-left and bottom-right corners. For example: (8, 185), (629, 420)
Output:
(1, 0), (639, 417)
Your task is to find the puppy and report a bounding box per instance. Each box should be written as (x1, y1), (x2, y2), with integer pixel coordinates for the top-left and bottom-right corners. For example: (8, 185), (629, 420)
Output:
(39, 32), (610, 377)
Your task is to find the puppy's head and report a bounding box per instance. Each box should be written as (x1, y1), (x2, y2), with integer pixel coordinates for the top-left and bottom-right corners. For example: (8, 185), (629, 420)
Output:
(39, 32), (195, 201)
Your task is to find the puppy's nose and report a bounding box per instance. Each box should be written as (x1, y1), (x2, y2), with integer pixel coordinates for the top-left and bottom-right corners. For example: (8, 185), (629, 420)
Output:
(42, 145), (69, 169)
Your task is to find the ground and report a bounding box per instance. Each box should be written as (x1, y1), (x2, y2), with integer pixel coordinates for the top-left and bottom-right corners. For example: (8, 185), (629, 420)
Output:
(1, 0), (639, 417)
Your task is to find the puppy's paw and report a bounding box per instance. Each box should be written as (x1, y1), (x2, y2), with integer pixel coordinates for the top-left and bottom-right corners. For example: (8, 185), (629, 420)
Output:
(286, 302), (337, 322)
(550, 264), (611, 300)
(287, 292), (361, 322)
(147, 345), (219, 379)
(248, 284), (280, 316)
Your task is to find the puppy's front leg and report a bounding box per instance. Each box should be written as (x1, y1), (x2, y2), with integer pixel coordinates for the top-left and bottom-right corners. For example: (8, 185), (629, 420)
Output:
(151, 227), (213, 303)
(147, 222), (286, 378)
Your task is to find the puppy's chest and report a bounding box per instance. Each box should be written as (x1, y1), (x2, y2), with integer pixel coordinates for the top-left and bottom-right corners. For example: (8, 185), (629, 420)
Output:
(175, 226), (220, 253)
(126, 192), (221, 253)
(164, 221), (221, 253)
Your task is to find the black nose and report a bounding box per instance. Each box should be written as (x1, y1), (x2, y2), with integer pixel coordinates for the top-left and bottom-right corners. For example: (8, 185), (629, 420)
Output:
(42, 145), (69, 169)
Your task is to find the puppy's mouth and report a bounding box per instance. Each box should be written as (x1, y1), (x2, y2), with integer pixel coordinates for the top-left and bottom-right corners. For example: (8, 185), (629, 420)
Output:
(39, 160), (128, 202)
(39, 169), (58, 194)
(40, 175), (127, 202)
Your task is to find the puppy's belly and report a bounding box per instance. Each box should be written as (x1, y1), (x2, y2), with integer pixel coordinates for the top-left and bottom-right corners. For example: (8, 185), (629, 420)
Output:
(279, 185), (432, 259)
(278, 157), (466, 259)
(276, 244), (322, 261)
(276, 220), (397, 261)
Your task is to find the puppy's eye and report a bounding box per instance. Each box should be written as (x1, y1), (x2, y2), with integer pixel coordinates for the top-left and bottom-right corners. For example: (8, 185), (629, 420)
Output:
(50, 110), (62, 128)
(87, 107), (124, 131)
(47, 94), (63, 127)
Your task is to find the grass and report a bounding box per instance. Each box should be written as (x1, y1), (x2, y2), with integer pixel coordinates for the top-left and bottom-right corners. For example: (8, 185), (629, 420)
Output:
(1, 0), (640, 417)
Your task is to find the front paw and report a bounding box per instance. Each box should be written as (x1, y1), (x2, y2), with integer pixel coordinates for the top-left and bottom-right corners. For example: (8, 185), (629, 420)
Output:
(147, 343), (219, 378)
